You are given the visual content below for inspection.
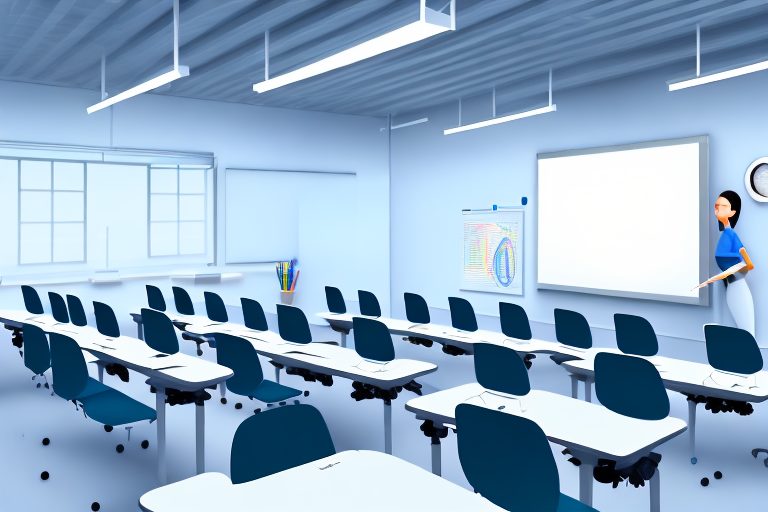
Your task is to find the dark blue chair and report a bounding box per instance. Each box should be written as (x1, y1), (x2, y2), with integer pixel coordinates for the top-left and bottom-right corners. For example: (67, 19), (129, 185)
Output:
(614, 314), (658, 356)
(48, 292), (69, 324)
(204, 291), (228, 323)
(594, 352), (669, 420)
(21, 285), (44, 315)
(456, 404), (596, 512)
(276, 304), (313, 344)
(357, 289), (381, 317)
(49, 332), (156, 451)
(230, 404), (335, 484)
(93, 301), (120, 338)
(324, 286), (346, 314)
(499, 302), (532, 340)
(473, 343), (530, 396)
(551, 308), (592, 365)
(22, 323), (51, 391)
(241, 298), (268, 331)
(448, 296), (478, 332)
(146, 285), (167, 311)
(215, 333), (304, 410)
(141, 309), (180, 354)
(66, 295), (88, 327)
(404, 292), (430, 324)
(704, 324), (763, 374)
(352, 317), (395, 362)
(172, 286), (195, 315)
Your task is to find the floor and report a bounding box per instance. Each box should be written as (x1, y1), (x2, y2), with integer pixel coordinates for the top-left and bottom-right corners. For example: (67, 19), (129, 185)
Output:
(1, 311), (767, 511)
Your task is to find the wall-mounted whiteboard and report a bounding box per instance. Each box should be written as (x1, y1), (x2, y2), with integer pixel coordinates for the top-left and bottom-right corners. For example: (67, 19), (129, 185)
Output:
(537, 136), (708, 305)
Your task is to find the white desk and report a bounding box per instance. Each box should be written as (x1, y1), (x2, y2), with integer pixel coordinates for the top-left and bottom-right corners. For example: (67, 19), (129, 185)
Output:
(0, 309), (233, 484)
(405, 383), (687, 511)
(139, 450), (505, 512)
(562, 354), (768, 464)
(183, 320), (437, 455)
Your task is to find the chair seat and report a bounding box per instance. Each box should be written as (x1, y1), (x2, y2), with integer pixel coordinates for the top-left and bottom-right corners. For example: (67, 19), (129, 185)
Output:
(249, 379), (302, 404)
(77, 377), (112, 399)
(81, 389), (156, 426)
(550, 354), (582, 365)
(558, 493), (598, 511)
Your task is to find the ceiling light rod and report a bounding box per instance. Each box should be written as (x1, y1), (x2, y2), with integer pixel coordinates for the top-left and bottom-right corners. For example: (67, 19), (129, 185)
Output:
(253, 0), (455, 93)
(100, 54), (106, 100)
(390, 117), (429, 130)
(87, 0), (189, 114)
(264, 30), (270, 81)
(668, 24), (768, 91)
(444, 68), (557, 135)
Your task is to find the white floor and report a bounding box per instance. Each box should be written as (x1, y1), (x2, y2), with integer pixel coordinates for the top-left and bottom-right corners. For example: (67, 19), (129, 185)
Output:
(1, 312), (767, 511)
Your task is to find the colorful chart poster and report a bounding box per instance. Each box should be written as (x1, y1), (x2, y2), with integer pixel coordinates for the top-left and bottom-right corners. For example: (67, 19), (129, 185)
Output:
(461, 210), (524, 295)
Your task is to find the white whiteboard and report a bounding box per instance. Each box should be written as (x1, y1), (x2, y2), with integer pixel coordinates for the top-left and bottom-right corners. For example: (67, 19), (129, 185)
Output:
(461, 210), (524, 295)
(537, 136), (708, 304)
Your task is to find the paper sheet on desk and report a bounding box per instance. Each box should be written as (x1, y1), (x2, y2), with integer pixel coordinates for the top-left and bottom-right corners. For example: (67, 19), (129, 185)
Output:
(704, 370), (759, 389)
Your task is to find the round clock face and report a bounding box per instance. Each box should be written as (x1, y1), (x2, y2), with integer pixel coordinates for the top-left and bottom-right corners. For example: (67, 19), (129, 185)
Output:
(746, 158), (768, 202)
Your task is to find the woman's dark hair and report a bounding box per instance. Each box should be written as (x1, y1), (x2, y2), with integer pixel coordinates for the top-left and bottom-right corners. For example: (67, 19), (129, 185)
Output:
(718, 190), (741, 230)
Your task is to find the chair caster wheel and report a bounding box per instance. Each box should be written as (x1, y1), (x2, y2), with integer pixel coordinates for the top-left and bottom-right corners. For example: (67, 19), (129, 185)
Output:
(691, 457), (698, 465)
(279, 401), (286, 406)
(293, 400), (300, 405)
(220, 398), (227, 405)
(41, 471), (49, 480)
(91, 502), (101, 511)
(44, 383), (49, 389)
(42, 437), (50, 446)
(254, 408), (261, 414)
(235, 402), (242, 410)
(197, 349), (203, 356)
(104, 425), (113, 433)
(36, 383), (41, 388)
(141, 440), (150, 449)
(116, 444), (125, 453)
(303, 390), (310, 397)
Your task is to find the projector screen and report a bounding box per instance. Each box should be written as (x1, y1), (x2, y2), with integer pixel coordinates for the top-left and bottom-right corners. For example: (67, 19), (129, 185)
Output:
(537, 136), (709, 305)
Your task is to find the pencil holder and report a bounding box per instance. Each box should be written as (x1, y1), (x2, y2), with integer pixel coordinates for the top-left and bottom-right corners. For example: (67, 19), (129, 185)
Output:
(280, 291), (295, 305)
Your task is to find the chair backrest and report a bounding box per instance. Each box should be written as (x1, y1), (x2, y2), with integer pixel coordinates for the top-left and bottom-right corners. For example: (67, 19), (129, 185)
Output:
(66, 295), (88, 327)
(230, 404), (336, 484)
(172, 286), (195, 315)
(404, 292), (430, 324)
(473, 343), (530, 396)
(448, 296), (478, 332)
(614, 313), (658, 356)
(241, 298), (268, 331)
(22, 323), (51, 376)
(554, 308), (591, 349)
(93, 301), (120, 338)
(357, 290), (381, 317)
(48, 292), (69, 324)
(49, 332), (88, 401)
(352, 317), (395, 362)
(456, 404), (560, 512)
(324, 286), (346, 314)
(214, 333), (264, 396)
(498, 302), (531, 340)
(146, 285), (167, 311)
(204, 291), (228, 322)
(704, 324), (763, 374)
(21, 285), (44, 315)
(276, 304), (312, 344)
(594, 352), (669, 420)
(141, 309), (180, 354)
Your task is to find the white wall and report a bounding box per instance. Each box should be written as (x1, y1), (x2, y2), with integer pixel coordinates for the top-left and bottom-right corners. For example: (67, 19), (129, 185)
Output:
(390, 67), (768, 342)
(0, 80), (390, 319)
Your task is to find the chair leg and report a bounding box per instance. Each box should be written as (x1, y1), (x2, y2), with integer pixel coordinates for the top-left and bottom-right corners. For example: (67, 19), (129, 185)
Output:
(751, 448), (768, 467)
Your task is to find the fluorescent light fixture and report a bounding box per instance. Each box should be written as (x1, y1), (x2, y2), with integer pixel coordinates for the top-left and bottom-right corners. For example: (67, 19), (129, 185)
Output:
(668, 59), (768, 91)
(391, 117), (429, 130)
(253, 3), (454, 93)
(443, 104), (556, 135)
(87, 67), (189, 114)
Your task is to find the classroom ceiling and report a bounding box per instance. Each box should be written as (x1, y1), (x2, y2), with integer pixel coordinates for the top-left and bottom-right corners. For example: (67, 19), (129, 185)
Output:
(1, 0), (768, 118)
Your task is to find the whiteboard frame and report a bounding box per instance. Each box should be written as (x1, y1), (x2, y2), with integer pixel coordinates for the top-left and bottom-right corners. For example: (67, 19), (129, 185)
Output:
(536, 135), (709, 305)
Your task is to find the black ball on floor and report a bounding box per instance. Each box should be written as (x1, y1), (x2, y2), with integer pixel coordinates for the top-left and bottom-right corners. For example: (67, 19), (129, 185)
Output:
(40, 471), (49, 480)
(91, 502), (101, 511)
(42, 438), (50, 446)
(235, 402), (242, 410)
(220, 398), (227, 405)
(116, 444), (125, 453)
(700, 477), (709, 487)
(714, 471), (723, 480)
(141, 440), (150, 449)
(104, 425), (113, 433)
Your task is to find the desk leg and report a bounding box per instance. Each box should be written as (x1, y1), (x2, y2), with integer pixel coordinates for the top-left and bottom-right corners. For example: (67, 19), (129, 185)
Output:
(156, 388), (167, 484)
(431, 437), (442, 476)
(196, 402), (205, 474)
(570, 375), (579, 399)
(341, 332), (347, 348)
(585, 377), (592, 403)
(97, 362), (104, 383)
(650, 468), (660, 512)
(384, 400), (392, 455)
(579, 462), (594, 507)
(688, 400), (698, 464)
(137, 320), (143, 341)
(275, 366), (281, 384)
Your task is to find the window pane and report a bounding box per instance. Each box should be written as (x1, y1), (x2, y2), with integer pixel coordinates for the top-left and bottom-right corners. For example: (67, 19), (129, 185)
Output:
(53, 162), (85, 190)
(20, 191), (52, 222)
(179, 195), (205, 221)
(20, 160), (51, 189)
(150, 167), (177, 193)
(53, 191), (84, 222)
(150, 194), (177, 221)
(150, 222), (177, 256)
(179, 169), (206, 194)
(53, 223), (84, 262)
(179, 221), (205, 255)
(20, 223), (51, 264)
